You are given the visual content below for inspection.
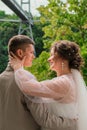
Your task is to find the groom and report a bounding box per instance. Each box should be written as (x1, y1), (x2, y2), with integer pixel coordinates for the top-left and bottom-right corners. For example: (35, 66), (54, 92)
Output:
(0, 34), (76, 130)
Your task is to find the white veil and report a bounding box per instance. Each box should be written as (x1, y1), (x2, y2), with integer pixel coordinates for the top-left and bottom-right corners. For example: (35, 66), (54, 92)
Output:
(72, 69), (87, 130)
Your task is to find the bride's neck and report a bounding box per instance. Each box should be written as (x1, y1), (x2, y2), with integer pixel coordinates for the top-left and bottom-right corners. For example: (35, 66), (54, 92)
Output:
(57, 68), (71, 76)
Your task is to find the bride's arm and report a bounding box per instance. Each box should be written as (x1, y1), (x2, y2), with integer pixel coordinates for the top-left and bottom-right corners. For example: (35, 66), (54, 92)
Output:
(15, 68), (70, 99)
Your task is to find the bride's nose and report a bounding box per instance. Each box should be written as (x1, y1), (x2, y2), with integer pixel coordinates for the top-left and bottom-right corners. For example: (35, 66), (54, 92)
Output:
(48, 57), (51, 62)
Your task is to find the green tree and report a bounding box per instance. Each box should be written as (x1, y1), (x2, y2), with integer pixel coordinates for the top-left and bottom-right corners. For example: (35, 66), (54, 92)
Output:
(32, 16), (44, 56)
(0, 11), (19, 73)
(29, 0), (87, 84)
(38, 0), (87, 46)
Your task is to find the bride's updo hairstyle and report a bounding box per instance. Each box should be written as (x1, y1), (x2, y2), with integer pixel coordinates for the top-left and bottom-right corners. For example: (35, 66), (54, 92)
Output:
(51, 40), (84, 70)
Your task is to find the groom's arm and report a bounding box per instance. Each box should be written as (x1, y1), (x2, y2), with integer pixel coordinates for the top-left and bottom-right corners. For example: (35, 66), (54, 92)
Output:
(25, 98), (76, 129)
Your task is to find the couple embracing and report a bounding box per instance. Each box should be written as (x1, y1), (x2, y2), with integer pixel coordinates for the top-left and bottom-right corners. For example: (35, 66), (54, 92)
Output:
(0, 35), (87, 130)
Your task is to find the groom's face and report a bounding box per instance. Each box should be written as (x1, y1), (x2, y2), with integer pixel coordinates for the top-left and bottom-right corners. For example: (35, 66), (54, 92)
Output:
(17, 44), (35, 67)
(23, 44), (35, 67)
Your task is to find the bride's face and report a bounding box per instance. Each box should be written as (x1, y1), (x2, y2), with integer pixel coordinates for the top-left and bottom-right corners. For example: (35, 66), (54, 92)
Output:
(22, 44), (35, 67)
(48, 48), (63, 73)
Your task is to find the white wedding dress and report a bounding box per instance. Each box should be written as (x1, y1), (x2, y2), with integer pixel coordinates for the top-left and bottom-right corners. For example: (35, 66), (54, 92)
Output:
(14, 68), (87, 130)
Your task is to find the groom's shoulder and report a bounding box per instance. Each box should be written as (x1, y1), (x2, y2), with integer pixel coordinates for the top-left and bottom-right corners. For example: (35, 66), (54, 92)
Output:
(0, 66), (15, 83)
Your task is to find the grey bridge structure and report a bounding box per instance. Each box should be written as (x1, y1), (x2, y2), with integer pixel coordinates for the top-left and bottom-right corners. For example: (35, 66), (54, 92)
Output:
(1, 0), (33, 39)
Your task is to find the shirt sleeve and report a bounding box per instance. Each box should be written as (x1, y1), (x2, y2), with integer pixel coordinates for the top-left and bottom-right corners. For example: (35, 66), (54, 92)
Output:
(15, 68), (70, 100)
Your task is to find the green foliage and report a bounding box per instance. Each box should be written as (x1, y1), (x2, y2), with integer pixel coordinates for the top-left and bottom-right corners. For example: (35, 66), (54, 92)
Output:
(38, 0), (87, 46)
(0, 11), (6, 18)
(0, 54), (8, 73)
(0, 11), (19, 73)
(35, 0), (87, 84)
(26, 51), (56, 81)
(81, 45), (87, 84)
(32, 17), (44, 56)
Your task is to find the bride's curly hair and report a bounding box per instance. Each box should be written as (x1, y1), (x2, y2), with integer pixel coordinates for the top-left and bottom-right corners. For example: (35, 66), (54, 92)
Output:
(52, 40), (84, 70)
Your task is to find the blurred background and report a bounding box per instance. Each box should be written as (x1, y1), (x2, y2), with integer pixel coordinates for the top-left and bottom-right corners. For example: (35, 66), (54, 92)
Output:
(0, 0), (87, 84)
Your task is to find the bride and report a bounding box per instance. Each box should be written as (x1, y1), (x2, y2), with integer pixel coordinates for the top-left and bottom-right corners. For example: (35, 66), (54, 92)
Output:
(10, 40), (87, 130)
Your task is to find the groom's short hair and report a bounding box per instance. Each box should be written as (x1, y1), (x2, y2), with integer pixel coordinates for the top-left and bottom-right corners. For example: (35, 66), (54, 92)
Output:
(8, 35), (34, 54)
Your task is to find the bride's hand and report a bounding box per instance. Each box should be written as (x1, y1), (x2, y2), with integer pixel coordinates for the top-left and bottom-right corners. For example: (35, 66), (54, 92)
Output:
(9, 52), (26, 71)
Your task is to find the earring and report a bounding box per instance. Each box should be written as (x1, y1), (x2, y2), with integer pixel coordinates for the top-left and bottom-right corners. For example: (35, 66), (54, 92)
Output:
(62, 62), (64, 71)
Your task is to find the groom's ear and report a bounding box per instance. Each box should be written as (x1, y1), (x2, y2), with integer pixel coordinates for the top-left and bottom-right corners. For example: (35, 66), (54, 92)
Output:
(16, 49), (24, 60)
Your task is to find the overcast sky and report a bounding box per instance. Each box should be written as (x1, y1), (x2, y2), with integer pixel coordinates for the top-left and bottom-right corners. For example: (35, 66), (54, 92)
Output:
(0, 0), (48, 16)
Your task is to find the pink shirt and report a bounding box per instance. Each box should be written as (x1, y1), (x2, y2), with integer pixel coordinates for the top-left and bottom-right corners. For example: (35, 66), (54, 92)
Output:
(15, 68), (77, 103)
